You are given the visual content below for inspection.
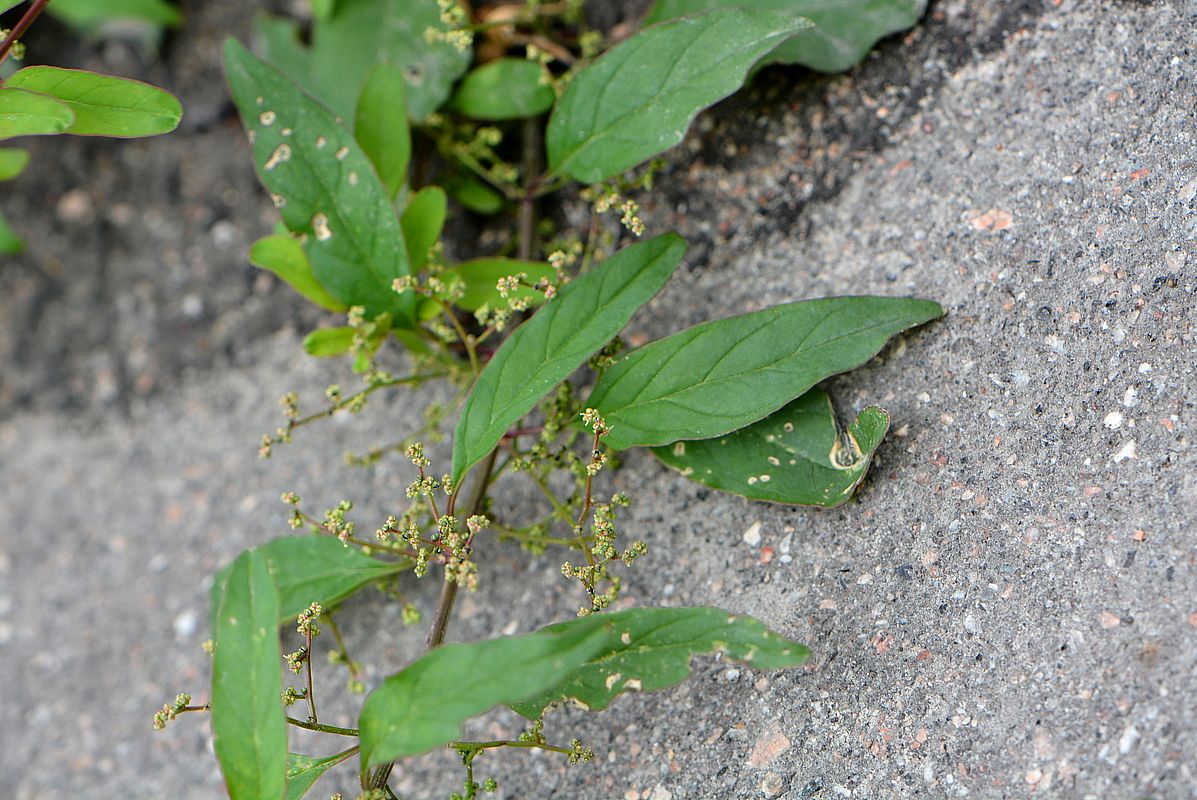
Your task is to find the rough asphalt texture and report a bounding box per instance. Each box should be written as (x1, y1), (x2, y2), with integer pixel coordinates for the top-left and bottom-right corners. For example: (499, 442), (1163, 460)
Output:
(2, 1), (1195, 798)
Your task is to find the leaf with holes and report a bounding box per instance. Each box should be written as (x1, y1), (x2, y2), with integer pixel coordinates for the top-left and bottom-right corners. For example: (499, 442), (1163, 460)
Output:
(654, 386), (889, 506)
(546, 9), (811, 183)
(450, 58), (555, 121)
(588, 296), (942, 449)
(210, 549), (286, 800)
(358, 624), (607, 767)
(0, 88), (74, 139)
(210, 536), (407, 631)
(451, 234), (687, 482)
(510, 607), (808, 719)
(645, 0), (928, 73)
(5, 67), (181, 137)
(224, 39), (415, 323)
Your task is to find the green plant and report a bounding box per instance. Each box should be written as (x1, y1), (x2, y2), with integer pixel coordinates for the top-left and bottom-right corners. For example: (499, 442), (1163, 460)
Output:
(0, 0), (182, 251)
(158, 1), (936, 798)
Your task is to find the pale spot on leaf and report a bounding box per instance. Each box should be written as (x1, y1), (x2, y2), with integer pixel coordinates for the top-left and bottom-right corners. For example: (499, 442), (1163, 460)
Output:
(312, 213), (332, 241)
(259, 110), (276, 126)
(335, 146), (350, 161)
(264, 143), (291, 171)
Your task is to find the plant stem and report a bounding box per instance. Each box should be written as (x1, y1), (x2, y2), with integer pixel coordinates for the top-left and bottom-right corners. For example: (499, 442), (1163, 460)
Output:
(0, 0), (48, 70)
(286, 716), (358, 737)
(304, 627), (317, 723)
(518, 117), (543, 262)
(451, 738), (576, 756)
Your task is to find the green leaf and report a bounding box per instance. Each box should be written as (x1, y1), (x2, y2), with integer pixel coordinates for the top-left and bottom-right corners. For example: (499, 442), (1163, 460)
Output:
(588, 296), (943, 449)
(442, 171), (504, 214)
(309, 0), (337, 20)
(210, 550), (287, 800)
(450, 234), (687, 482)
(0, 88), (74, 139)
(0, 211), (23, 254)
(210, 536), (407, 631)
(358, 624), (608, 767)
(255, 14), (314, 87)
(5, 67), (181, 138)
(285, 750), (355, 800)
(645, 0), (928, 73)
(546, 9), (811, 183)
(511, 607), (809, 719)
(0, 2), (24, 15)
(354, 62), (410, 200)
(302, 327), (354, 357)
(0, 147), (30, 181)
(249, 234), (347, 312)
(440, 258), (556, 312)
(449, 58), (555, 121)
(224, 39), (416, 324)
(399, 186), (446, 271)
(653, 387), (889, 506)
(47, 0), (181, 28)
(306, 0), (472, 121)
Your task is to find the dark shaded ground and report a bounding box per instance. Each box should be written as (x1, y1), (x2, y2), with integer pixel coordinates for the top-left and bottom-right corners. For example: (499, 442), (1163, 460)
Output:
(3, 1), (1197, 799)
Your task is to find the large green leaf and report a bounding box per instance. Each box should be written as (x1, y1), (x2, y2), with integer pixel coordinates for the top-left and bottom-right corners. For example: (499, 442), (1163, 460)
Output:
(354, 62), (410, 200)
(588, 296), (942, 449)
(0, 88), (74, 139)
(5, 67), (181, 137)
(441, 258), (556, 312)
(545, 9), (811, 183)
(511, 607), (808, 718)
(48, 0), (180, 28)
(285, 750), (356, 800)
(449, 58), (556, 121)
(653, 386), (889, 506)
(0, 147), (29, 181)
(210, 550), (287, 800)
(399, 186), (446, 271)
(210, 536), (407, 631)
(645, 0), (928, 73)
(257, 0), (471, 122)
(450, 234), (687, 482)
(224, 40), (415, 323)
(358, 624), (608, 767)
(249, 234), (347, 312)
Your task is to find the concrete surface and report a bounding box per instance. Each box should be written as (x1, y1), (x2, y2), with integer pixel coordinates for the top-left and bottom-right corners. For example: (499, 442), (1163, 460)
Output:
(2, 1), (1196, 798)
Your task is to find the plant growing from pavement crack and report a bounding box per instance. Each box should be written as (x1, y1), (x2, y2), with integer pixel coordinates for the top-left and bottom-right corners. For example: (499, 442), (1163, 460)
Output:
(156, 1), (936, 798)
(0, 0), (182, 251)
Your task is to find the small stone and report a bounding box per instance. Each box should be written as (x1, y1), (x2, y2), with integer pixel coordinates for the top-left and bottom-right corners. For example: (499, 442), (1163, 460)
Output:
(1112, 440), (1137, 463)
(1118, 725), (1140, 754)
(1025, 769), (1042, 784)
(647, 785), (672, 800)
(760, 772), (785, 797)
(748, 725), (791, 768)
(1099, 611), (1121, 628)
(173, 610), (198, 641)
(1103, 411), (1123, 429)
(742, 521), (762, 546)
(57, 189), (95, 224)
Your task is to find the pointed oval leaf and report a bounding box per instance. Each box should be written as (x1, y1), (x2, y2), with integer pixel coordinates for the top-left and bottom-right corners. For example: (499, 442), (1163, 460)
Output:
(249, 234), (347, 312)
(310, 0), (472, 121)
(450, 58), (556, 121)
(302, 327), (354, 357)
(646, 0), (928, 73)
(285, 750), (356, 800)
(400, 186), (447, 271)
(0, 147), (30, 181)
(654, 387), (889, 506)
(441, 258), (556, 312)
(355, 62), (410, 200)
(211, 549), (287, 800)
(358, 624), (607, 767)
(210, 536), (407, 632)
(450, 234), (687, 482)
(511, 607), (808, 719)
(224, 39), (415, 323)
(5, 67), (181, 137)
(589, 296), (943, 449)
(0, 87), (74, 139)
(546, 9), (811, 183)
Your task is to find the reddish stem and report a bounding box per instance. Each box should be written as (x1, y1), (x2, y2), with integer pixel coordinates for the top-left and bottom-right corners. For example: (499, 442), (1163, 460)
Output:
(0, 0), (50, 70)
